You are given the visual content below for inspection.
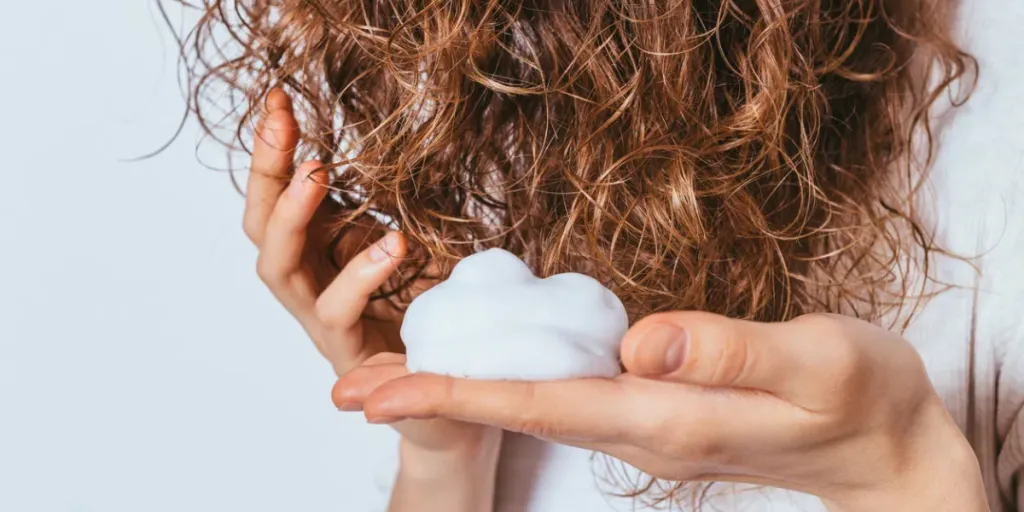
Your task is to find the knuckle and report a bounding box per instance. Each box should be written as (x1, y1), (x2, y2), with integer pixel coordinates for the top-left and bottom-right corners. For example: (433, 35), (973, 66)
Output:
(255, 256), (283, 287)
(313, 296), (341, 327)
(790, 313), (866, 392)
(688, 435), (727, 463)
(431, 376), (459, 416)
(242, 216), (261, 243)
(636, 411), (678, 449)
(694, 323), (750, 387)
(687, 413), (729, 463)
(661, 425), (726, 464)
(646, 409), (721, 461)
(790, 313), (844, 337)
(262, 113), (296, 135)
(516, 418), (557, 438)
(511, 383), (553, 437)
(830, 342), (864, 387)
(718, 333), (751, 387)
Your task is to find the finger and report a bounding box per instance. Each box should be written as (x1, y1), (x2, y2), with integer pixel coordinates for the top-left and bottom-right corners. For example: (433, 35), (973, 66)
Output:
(362, 374), (643, 444)
(332, 362), (410, 410)
(243, 88), (299, 246)
(255, 160), (331, 306)
(620, 311), (850, 408)
(312, 231), (406, 335)
(365, 372), (814, 467)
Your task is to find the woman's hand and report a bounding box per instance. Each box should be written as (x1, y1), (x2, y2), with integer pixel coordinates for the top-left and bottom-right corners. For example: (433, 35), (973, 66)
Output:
(345, 312), (989, 512)
(243, 89), (407, 376)
(246, 90), (501, 512)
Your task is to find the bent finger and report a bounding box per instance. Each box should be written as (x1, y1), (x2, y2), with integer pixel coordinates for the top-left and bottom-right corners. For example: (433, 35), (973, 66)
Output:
(244, 88), (299, 245)
(313, 232), (406, 335)
(256, 160), (330, 300)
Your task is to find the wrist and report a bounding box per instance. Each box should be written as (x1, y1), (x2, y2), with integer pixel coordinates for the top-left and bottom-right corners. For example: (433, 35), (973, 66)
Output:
(397, 428), (503, 481)
(825, 398), (988, 512)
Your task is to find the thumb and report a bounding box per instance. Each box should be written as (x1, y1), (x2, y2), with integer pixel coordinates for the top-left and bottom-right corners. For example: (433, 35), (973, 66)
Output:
(621, 311), (822, 402)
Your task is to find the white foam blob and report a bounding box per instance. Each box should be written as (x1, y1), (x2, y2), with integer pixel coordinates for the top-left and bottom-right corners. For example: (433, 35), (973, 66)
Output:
(400, 248), (628, 380)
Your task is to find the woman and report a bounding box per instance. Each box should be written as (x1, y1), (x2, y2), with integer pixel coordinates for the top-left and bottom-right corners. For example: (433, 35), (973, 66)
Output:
(174, 0), (1022, 510)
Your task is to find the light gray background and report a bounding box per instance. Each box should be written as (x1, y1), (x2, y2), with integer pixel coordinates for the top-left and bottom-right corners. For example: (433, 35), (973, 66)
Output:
(0, 2), (395, 511)
(1, 1), (1021, 512)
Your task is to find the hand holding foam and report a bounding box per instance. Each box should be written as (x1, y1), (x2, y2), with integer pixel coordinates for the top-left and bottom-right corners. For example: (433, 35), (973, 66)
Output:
(400, 249), (628, 380)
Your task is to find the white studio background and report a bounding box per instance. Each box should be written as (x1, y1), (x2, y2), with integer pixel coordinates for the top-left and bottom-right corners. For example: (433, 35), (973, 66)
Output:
(0, 2), (396, 512)
(1, 1), (1022, 512)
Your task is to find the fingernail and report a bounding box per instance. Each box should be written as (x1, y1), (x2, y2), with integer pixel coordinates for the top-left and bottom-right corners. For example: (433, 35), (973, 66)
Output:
(644, 324), (689, 374)
(264, 88), (287, 112)
(336, 402), (362, 412)
(368, 233), (398, 262)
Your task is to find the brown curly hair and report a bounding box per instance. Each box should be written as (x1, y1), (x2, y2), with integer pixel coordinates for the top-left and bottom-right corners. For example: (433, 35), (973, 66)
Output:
(163, 0), (973, 505)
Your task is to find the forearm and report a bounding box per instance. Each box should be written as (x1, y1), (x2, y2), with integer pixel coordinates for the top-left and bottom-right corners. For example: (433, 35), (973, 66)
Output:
(388, 430), (503, 512)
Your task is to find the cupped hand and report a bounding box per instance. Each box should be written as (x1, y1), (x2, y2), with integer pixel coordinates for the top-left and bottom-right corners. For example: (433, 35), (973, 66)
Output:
(243, 88), (406, 376)
(348, 312), (989, 511)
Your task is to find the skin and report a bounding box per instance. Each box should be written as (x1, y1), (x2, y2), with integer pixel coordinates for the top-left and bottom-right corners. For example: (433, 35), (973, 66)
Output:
(338, 312), (991, 511)
(249, 89), (989, 511)
(245, 89), (501, 512)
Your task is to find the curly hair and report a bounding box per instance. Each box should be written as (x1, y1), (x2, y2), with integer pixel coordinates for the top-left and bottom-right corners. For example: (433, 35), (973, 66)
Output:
(163, 0), (973, 505)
